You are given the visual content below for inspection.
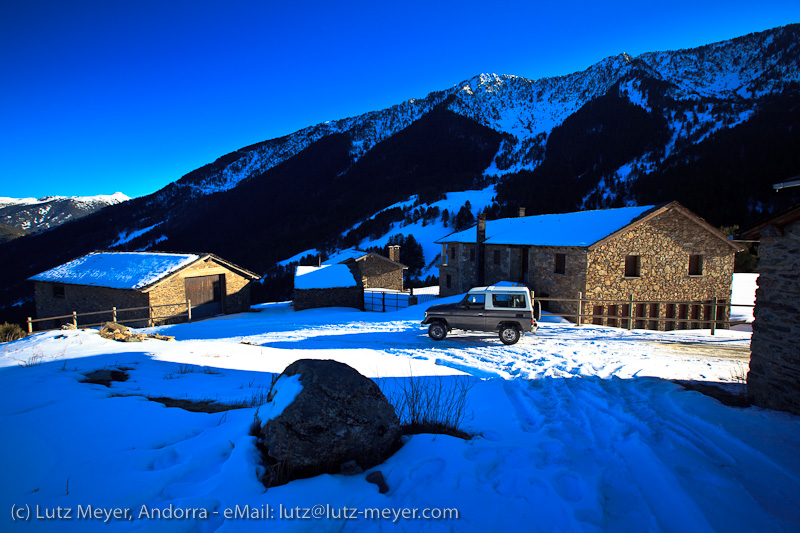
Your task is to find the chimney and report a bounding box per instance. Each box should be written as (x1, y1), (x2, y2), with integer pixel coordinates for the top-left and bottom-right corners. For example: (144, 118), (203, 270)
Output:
(519, 207), (526, 217)
(388, 245), (401, 262)
(476, 214), (486, 286)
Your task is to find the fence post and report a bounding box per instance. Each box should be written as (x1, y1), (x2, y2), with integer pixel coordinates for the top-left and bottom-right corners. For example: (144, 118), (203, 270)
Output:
(381, 292), (386, 312)
(710, 297), (717, 336)
(627, 295), (634, 331)
(187, 299), (192, 322)
(27, 317), (33, 334)
(576, 292), (582, 326)
(112, 307), (117, 323)
(73, 311), (78, 328)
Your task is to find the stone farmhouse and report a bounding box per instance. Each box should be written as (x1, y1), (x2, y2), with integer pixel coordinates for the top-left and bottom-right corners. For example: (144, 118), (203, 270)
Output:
(324, 246), (407, 291)
(739, 202), (800, 415)
(437, 202), (742, 330)
(293, 264), (364, 311)
(30, 251), (259, 329)
(293, 247), (407, 311)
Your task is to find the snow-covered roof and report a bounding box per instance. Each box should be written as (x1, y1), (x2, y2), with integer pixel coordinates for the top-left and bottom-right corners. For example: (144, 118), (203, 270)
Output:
(438, 205), (656, 247)
(294, 265), (358, 290)
(30, 252), (201, 290)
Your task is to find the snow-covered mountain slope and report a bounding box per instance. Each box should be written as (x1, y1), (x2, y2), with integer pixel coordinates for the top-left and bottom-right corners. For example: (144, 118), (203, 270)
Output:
(0, 192), (130, 233)
(173, 25), (799, 198)
(280, 186), (497, 279)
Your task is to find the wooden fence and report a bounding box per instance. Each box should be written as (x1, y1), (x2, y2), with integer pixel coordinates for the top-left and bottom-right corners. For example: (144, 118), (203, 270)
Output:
(27, 300), (193, 333)
(537, 293), (754, 335)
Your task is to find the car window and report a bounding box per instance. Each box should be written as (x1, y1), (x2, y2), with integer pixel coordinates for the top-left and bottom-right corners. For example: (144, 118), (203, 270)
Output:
(492, 293), (526, 308)
(465, 294), (485, 308)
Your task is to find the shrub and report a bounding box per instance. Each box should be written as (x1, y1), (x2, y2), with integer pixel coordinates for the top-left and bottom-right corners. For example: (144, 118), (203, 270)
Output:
(384, 374), (475, 439)
(0, 322), (26, 343)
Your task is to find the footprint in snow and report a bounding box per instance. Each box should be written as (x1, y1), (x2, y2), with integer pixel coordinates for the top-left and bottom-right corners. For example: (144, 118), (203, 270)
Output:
(408, 458), (447, 482)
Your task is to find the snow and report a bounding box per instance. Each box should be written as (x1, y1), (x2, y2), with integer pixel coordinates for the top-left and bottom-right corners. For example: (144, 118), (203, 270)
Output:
(29, 252), (200, 290)
(730, 272), (758, 325)
(440, 205), (655, 247)
(109, 223), (162, 248)
(0, 192), (129, 208)
(294, 265), (357, 289)
(1, 280), (798, 531)
(323, 249), (368, 265)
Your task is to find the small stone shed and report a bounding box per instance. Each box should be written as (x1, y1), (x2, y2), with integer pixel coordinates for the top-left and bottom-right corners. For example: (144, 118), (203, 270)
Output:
(739, 202), (800, 415)
(324, 247), (407, 291)
(437, 202), (741, 330)
(293, 264), (364, 311)
(30, 251), (259, 329)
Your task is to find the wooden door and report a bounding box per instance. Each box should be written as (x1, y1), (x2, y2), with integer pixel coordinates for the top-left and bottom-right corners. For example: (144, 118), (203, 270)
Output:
(185, 275), (224, 318)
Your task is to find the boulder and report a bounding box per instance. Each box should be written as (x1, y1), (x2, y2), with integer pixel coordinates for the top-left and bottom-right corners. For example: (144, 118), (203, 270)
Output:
(258, 359), (401, 487)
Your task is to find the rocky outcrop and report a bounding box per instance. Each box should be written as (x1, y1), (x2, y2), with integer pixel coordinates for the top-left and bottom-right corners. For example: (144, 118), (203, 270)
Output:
(257, 359), (401, 487)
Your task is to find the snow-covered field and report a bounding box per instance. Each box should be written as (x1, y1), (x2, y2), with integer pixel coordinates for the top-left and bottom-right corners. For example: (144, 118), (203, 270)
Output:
(2, 276), (799, 532)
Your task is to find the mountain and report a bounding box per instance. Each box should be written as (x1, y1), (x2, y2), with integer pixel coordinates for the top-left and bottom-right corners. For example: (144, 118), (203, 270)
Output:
(0, 192), (130, 234)
(1, 24), (799, 323)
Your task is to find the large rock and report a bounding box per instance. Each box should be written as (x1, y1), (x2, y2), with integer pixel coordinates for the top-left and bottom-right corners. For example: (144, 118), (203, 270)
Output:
(258, 359), (401, 487)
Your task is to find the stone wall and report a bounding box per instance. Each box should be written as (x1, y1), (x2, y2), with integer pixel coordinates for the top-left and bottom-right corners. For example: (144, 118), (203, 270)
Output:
(528, 246), (588, 318)
(748, 220), (800, 415)
(148, 257), (253, 324)
(439, 243), (475, 296)
(294, 287), (364, 311)
(484, 244), (514, 285)
(33, 282), (149, 330)
(357, 256), (404, 291)
(585, 209), (735, 329)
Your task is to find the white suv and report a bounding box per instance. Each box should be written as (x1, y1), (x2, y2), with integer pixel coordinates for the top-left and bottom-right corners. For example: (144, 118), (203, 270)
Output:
(422, 285), (538, 345)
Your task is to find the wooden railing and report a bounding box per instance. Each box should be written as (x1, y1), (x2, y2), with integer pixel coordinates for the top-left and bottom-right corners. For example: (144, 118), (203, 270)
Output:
(536, 294), (754, 335)
(27, 300), (193, 333)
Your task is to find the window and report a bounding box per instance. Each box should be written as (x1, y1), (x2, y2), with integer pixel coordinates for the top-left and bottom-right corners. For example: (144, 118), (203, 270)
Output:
(446, 274), (451, 289)
(450, 246), (456, 261)
(469, 247), (475, 261)
(464, 294), (485, 308)
(624, 255), (640, 277)
(554, 253), (566, 274)
(492, 293), (526, 308)
(689, 254), (703, 276)
(493, 249), (501, 265)
(53, 285), (65, 299)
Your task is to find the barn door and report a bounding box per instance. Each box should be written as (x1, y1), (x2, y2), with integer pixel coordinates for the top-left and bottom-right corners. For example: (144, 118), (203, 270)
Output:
(185, 275), (224, 318)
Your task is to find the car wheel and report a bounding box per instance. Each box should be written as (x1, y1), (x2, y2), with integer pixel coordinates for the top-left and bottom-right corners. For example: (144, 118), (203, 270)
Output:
(428, 322), (447, 341)
(499, 325), (520, 345)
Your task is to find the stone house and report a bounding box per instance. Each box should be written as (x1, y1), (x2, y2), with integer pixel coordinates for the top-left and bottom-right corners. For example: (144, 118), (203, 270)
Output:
(292, 247), (407, 311)
(739, 202), (800, 415)
(437, 202), (741, 330)
(293, 264), (364, 311)
(30, 251), (259, 329)
(324, 246), (407, 291)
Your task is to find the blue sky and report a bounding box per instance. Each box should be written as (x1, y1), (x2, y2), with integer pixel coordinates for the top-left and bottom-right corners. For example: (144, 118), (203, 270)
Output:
(2, 0), (799, 199)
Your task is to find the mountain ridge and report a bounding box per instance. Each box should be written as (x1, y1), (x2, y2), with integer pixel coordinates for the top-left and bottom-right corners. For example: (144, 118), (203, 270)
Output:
(0, 192), (130, 234)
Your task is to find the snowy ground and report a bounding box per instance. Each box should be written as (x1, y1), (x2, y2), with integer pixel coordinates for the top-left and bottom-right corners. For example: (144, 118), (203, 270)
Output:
(2, 275), (799, 532)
